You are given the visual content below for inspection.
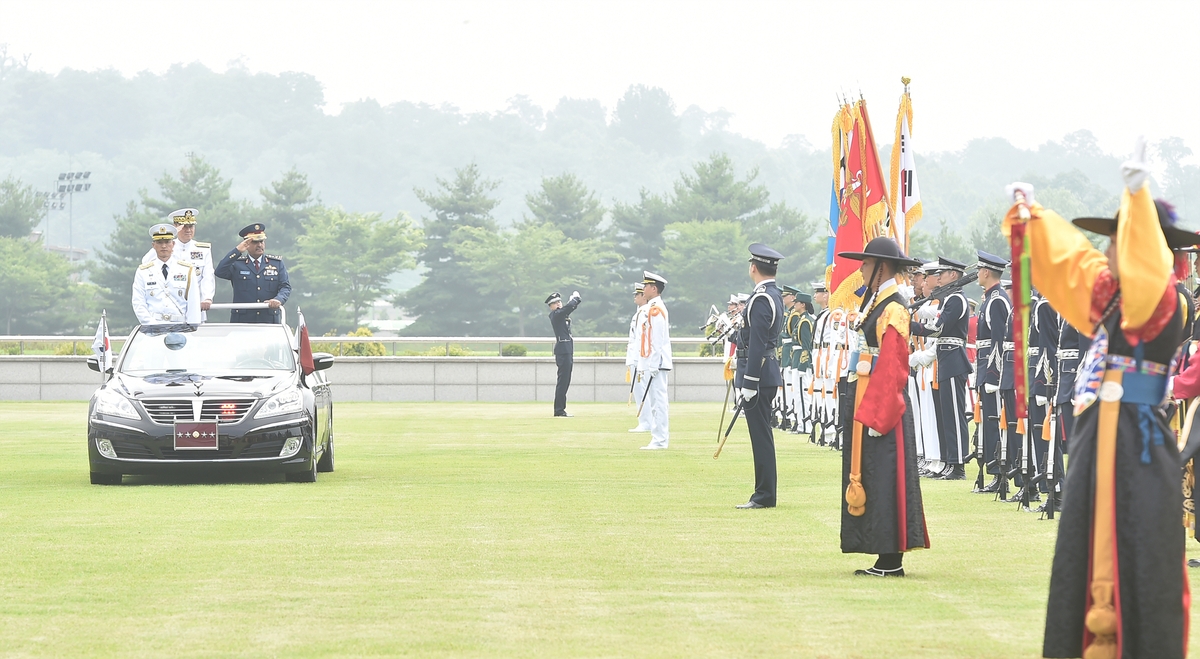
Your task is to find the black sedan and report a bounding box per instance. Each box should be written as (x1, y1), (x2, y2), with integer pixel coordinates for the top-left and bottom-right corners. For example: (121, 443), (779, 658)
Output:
(87, 322), (334, 484)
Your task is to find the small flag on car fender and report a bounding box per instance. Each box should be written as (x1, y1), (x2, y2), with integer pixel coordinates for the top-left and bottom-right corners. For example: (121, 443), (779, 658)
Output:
(298, 309), (315, 375)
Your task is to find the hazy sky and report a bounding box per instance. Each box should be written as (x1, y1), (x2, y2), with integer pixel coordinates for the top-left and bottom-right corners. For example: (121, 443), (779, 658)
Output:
(3, 0), (1198, 157)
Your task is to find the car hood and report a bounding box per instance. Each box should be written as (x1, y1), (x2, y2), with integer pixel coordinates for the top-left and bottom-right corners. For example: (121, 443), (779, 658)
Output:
(108, 371), (296, 400)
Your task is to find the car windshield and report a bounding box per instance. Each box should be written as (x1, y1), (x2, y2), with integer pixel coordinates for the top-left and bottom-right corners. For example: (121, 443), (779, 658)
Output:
(120, 325), (296, 375)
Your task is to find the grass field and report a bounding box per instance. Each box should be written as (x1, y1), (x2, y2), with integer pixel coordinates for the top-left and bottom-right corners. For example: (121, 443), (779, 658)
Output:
(2, 401), (1198, 658)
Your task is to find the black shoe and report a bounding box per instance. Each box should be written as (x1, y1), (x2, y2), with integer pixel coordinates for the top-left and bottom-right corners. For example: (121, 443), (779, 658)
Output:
(975, 477), (1000, 493)
(554, 412), (572, 417)
(938, 465), (966, 481)
(854, 567), (905, 577)
(736, 501), (772, 509)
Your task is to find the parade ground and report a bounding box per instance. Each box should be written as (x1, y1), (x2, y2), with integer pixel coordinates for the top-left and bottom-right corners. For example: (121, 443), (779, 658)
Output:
(3, 401), (1197, 659)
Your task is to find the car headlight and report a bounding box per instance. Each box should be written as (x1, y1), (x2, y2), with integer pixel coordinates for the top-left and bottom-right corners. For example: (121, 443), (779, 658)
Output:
(255, 388), (304, 419)
(93, 389), (139, 420)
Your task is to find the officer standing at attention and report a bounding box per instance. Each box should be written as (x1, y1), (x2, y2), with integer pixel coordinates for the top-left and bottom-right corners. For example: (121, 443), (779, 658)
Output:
(142, 209), (214, 319)
(214, 223), (292, 323)
(737, 243), (786, 509)
(626, 283), (651, 432)
(132, 224), (202, 326)
(638, 272), (673, 450)
(546, 290), (581, 417)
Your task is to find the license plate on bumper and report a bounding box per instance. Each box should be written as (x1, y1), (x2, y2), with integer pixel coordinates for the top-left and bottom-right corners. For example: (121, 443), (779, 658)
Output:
(174, 422), (219, 450)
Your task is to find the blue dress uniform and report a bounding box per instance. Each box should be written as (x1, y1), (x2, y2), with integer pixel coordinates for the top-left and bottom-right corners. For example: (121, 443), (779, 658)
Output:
(738, 243), (785, 509)
(926, 257), (973, 473)
(975, 251), (1011, 486)
(214, 223), (292, 323)
(547, 291), (581, 417)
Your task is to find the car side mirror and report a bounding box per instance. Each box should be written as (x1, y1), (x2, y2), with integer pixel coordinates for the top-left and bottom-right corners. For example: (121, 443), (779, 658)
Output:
(313, 353), (334, 371)
(87, 356), (100, 372)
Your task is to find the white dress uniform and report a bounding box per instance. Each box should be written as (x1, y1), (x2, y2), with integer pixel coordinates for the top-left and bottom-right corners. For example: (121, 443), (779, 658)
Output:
(637, 273), (673, 450)
(815, 307), (860, 431)
(910, 299), (942, 466)
(132, 257), (202, 326)
(143, 239), (214, 319)
(626, 299), (651, 432)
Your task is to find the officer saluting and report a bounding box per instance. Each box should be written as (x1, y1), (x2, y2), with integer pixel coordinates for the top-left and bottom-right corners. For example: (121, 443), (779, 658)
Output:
(132, 224), (202, 326)
(546, 290), (581, 417)
(214, 223), (292, 323)
(736, 243), (785, 509)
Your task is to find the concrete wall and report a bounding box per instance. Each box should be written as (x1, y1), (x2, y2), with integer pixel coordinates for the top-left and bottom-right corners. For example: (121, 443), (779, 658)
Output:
(0, 356), (727, 403)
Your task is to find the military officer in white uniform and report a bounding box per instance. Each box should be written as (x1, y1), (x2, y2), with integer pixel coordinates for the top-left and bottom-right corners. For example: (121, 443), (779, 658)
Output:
(142, 208), (214, 319)
(132, 224), (202, 326)
(626, 282), (652, 433)
(637, 271), (673, 450)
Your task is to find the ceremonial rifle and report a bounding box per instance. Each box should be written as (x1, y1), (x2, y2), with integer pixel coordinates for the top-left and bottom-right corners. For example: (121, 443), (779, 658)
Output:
(778, 368), (791, 431)
(908, 268), (979, 309)
(996, 390), (1010, 502)
(972, 401), (986, 491)
(1040, 403), (1059, 520)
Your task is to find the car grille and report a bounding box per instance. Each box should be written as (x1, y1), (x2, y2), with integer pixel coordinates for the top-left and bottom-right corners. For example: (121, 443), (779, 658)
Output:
(140, 399), (256, 425)
(111, 438), (287, 460)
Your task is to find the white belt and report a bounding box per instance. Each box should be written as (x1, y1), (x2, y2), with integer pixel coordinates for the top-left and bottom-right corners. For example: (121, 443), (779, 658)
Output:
(1002, 341), (1015, 351)
(938, 337), (965, 347)
(977, 339), (992, 348)
(1058, 349), (1079, 360)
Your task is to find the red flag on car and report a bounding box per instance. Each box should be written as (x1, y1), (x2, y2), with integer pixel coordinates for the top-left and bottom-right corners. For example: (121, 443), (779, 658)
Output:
(298, 310), (315, 375)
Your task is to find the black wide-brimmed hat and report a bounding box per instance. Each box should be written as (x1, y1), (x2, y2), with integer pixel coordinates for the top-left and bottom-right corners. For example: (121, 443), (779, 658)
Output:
(837, 236), (922, 268)
(1072, 199), (1200, 250)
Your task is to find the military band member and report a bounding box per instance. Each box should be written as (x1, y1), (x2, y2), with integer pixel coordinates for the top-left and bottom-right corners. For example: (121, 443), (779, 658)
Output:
(779, 286), (801, 430)
(547, 290), (581, 417)
(836, 237), (929, 575)
(793, 291), (815, 435)
(132, 224), (202, 326)
(141, 208), (214, 318)
(974, 251), (1011, 492)
(810, 280), (833, 444)
(214, 223), (292, 323)
(638, 272), (672, 450)
(627, 283), (651, 432)
(736, 244), (785, 508)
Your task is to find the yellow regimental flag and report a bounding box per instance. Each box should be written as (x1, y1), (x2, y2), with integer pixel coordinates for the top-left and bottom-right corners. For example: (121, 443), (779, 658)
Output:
(888, 84), (922, 253)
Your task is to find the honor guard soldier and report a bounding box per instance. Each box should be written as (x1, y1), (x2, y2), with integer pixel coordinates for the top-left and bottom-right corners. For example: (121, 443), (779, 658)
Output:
(835, 237), (929, 576)
(214, 223), (292, 323)
(793, 291), (815, 435)
(547, 290), (581, 417)
(736, 243), (785, 509)
(638, 272), (673, 450)
(809, 280), (833, 444)
(142, 208), (214, 318)
(132, 223), (203, 326)
(974, 251), (1011, 493)
(919, 256), (973, 480)
(627, 283), (651, 432)
(909, 260), (943, 474)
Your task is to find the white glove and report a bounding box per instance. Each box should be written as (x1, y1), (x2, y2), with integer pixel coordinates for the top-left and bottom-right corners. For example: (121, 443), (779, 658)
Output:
(740, 387), (757, 401)
(570, 290), (581, 302)
(644, 368), (659, 380)
(917, 348), (936, 367)
(867, 427), (883, 437)
(1005, 182), (1036, 206)
(924, 320), (939, 333)
(1035, 395), (1048, 407)
(1121, 136), (1149, 192)
(908, 352), (922, 369)
(917, 305), (938, 322)
(984, 383), (999, 394)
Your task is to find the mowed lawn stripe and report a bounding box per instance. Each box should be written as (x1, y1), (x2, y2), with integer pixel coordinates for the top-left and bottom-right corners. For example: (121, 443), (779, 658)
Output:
(2, 401), (1197, 657)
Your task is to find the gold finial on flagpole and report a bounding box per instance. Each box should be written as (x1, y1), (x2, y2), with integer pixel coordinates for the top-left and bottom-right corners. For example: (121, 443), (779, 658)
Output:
(901, 76), (911, 93)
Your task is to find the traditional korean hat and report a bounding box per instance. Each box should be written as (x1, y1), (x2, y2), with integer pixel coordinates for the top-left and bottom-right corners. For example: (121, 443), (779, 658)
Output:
(837, 236), (922, 267)
(1073, 199), (1200, 249)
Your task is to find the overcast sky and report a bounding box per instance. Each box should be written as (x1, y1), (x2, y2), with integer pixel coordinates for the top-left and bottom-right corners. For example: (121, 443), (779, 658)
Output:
(3, 0), (1198, 158)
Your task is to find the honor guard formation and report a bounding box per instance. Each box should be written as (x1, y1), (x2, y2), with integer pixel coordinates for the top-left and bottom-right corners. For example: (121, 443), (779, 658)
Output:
(123, 144), (1200, 659)
(130, 211), (291, 328)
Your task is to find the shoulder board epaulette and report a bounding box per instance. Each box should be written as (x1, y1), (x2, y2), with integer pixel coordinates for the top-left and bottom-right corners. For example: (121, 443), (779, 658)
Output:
(195, 241), (211, 248)
(265, 254), (282, 261)
(175, 259), (193, 268)
(138, 262), (154, 270)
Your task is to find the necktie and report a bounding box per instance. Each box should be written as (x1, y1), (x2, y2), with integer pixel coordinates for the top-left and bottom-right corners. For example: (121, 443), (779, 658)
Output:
(254, 259), (260, 273)
(162, 263), (168, 280)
